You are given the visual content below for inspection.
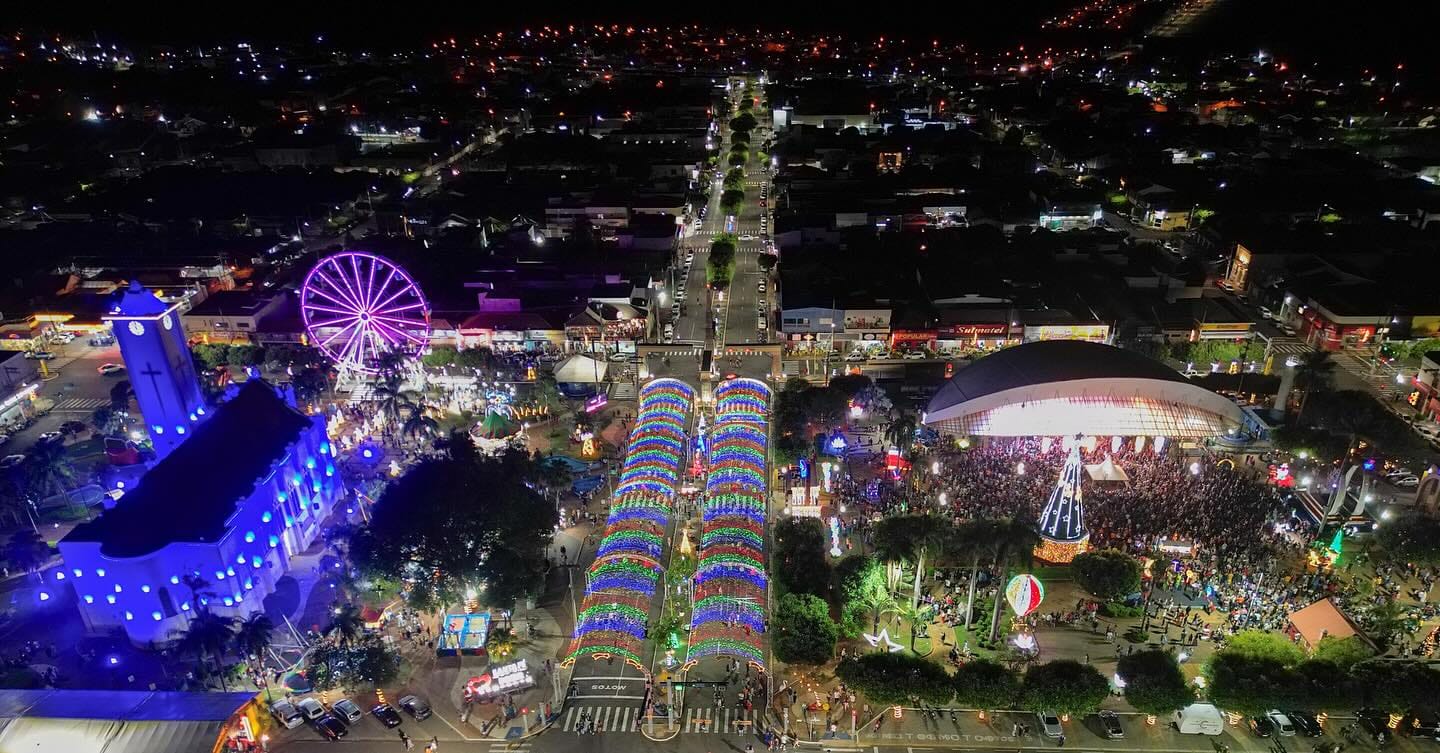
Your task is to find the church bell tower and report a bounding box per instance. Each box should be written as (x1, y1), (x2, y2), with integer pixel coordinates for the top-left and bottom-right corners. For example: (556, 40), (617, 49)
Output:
(104, 281), (208, 459)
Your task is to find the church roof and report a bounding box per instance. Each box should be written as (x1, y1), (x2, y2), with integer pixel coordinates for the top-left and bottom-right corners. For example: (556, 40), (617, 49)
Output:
(65, 381), (312, 558)
(108, 280), (169, 316)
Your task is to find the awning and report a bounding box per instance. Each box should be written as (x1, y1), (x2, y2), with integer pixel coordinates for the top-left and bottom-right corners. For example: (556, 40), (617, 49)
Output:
(0, 717), (118, 753)
(554, 355), (608, 384)
(101, 720), (226, 753)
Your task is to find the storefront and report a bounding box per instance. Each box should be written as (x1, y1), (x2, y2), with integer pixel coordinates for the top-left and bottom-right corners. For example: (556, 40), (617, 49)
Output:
(936, 323), (1017, 353)
(1023, 323), (1111, 343)
(890, 329), (937, 352)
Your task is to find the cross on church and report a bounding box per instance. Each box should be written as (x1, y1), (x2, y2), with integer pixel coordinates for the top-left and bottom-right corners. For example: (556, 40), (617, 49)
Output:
(140, 362), (167, 415)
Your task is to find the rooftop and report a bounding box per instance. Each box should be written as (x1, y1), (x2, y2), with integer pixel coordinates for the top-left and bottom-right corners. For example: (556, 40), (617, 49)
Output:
(65, 381), (313, 558)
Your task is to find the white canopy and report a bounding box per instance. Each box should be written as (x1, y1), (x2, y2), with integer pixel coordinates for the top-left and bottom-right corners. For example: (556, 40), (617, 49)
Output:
(554, 355), (608, 384)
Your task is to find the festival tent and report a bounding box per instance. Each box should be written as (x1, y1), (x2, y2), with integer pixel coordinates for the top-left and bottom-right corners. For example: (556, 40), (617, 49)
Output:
(554, 355), (608, 384)
(475, 409), (518, 439)
(1286, 597), (1366, 649)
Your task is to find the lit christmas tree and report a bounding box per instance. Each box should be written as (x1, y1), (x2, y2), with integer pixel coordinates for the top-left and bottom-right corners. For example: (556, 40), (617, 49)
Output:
(1034, 442), (1090, 564)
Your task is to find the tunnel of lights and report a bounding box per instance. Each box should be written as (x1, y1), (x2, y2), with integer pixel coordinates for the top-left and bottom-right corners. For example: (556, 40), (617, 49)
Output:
(686, 378), (772, 671)
(566, 379), (694, 671)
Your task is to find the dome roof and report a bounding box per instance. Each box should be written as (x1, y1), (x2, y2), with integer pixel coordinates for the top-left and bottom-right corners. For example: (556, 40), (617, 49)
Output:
(925, 341), (1243, 438)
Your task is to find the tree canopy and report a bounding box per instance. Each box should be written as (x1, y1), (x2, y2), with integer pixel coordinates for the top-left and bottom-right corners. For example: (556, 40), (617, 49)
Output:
(834, 554), (892, 637)
(350, 436), (556, 611)
(1071, 550), (1142, 601)
(305, 635), (401, 691)
(1115, 650), (1192, 715)
(772, 517), (831, 597)
(1019, 660), (1110, 715)
(952, 658), (1020, 710)
(772, 593), (837, 665)
(836, 652), (953, 705)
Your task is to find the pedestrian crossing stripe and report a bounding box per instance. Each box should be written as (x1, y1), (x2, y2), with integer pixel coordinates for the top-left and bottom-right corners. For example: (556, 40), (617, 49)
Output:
(56, 398), (108, 411)
(559, 704), (756, 734)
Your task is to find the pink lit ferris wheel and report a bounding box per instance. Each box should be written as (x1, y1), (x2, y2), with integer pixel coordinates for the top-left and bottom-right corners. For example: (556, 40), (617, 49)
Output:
(300, 251), (430, 374)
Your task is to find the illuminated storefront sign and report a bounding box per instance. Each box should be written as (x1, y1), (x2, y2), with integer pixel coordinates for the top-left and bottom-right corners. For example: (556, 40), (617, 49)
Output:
(1025, 324), (1110, 342)
(467, 659), (535, 698)
(940, 323), (1010, 338)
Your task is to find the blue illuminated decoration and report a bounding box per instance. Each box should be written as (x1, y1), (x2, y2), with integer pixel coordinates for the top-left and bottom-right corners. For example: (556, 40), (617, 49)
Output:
(276, 492), (287, 503)
(215, 570), (226, 580)
(124, 611), (133, 620)
(262, 511), (273, 523)
(306, 458), (315, 469)
(197, 406), (205, 416)
(223, 597), (233, 607)
(54, 571), (64, 580)
(152, 611), (162, 621)
(175, 425), (185, 435)
(252, 556), (263, 568)
(244, 531), (255, 543)
(181, 602), (191, 611)
(72, 568), (82, 577)
(96, 568), (106, 577)
(829, 432), (847, 452)
(226, 567), (235, 576)
(83, 595), (94, 604)
(189, 413), (197, 421)
(796, 458), (809, 479)
(268, 535), (279, 547)
(37, 591), (49, 602)
(152, 425), (164, 434)
(235, 554), (245, 565)
(169, 575), (179, 585)
(106, 595), (116, 604)
(113, 584), (122, 592)
(140, 585), (150, 593)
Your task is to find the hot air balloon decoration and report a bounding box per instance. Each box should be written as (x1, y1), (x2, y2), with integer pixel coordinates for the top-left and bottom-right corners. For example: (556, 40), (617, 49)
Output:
(1005, 574), (1045, 618)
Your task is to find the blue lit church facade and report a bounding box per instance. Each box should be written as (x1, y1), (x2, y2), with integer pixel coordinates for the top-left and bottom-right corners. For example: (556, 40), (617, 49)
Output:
(58, 282), (344, 646)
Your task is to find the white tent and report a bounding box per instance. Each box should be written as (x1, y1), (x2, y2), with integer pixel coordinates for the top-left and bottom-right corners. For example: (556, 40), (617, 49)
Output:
(554, 355), (608, 384)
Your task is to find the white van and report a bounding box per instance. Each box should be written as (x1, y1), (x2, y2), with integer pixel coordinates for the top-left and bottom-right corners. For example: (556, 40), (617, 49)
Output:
(1173, 703), (1226, 735)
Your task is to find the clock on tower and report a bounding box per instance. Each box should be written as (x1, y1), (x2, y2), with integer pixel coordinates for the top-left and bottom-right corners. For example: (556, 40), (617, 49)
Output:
(103, 282), (208, 459)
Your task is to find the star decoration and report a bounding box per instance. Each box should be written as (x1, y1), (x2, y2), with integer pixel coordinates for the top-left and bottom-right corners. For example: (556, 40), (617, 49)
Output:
(863, 627), (904, 653)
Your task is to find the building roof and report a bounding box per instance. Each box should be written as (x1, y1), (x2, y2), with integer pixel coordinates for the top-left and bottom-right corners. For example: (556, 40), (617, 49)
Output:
(0, 689), (253, 753)
(924, 341), (1244, 438)
(1287, 598), (1361, 647)
(65, 381), (313, 558)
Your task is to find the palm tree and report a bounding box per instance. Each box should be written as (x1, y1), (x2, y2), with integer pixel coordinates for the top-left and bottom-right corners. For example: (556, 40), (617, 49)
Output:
(873, 515), (949, 609)
(400, 406), (439, 446)
(108, 380), (133, 413)
(851, 583), (898, 634)
(234, 613), (275, 675)
(948, 520), (1002, 631)
(1293, 348), (1337, 420)
(987, 519), (1040, 643)
(884, 410), (919, 455)
(892, 601), (928, 653)
(3, 529), (49, 582)
(180, 611), (236, 690)
(487, 626), (516, 659)
(23, 440), (74, 500)
(327, 603), (365, 647)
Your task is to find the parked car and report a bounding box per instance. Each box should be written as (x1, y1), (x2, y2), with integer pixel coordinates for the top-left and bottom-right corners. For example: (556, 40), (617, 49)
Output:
(97, 363), (125, 376)
(1267, 710), (1296, 737)
(399, 695), (433, 721)
(739, 234), (755, 241)
(1405, 709), (1440, 739)
(331, 698), (363, 724)
(372, 703), (403, 727)
(903, 350), (926, 360)
(1037, 711), (1063, 738)
(24, 351), (56, 360)
(1358, 709), (1390, 738)
(1249, 716), (1275, 738)
(270, 700), (304, 729)
(1393, 475), (1420, 488)
(0, 455), (24, 470)
(1098, 710), (1125, 739)
(313, 714), (348, 740)
(297, 697), (326, 721)
(1286, 710), (1323, 737)
(844, 351), (867, 362)
(37, 431), (63, 445)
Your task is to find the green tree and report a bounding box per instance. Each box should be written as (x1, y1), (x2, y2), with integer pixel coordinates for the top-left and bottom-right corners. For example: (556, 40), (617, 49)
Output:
(23, 438), (74, 499)
(306, 635), (401, 691)
(1071, 550), (1142, 601)
(1019, 660), (1110, 715)
(873, 515), (949, 609)
(1222, 630), (1305, 666)
(350, 439), (556, 612)
(1204, 653), (1297, 714)
(1293, 659), (1360, 710)
(3, 530), (50, 582)
(1293, 348), (1337, 420)
(884, 411), (918, 455)
(1310, 635), (1374, 670)
(1115, 650), (1193, 715)
(730, 113), (757, 132)
(720, 189), (746, 215)
(1376, 510), (1440, 562)
(327, 603), (365, 647)
(1350, 659), (1440, 713)
(773, 517), (831, 597)
(179, 611), (236, 691)
(728, 151), (748, 168)
(988, 519), (1040, 642)
(773, 593), (838, 665)
(234, 612), (275, 674)
(836, 652), (953, 705)
(953, 658), (1020, 710)
(708, 237), (737, 288)
(835, 554), (894, 636)
(423, 346), (458, 368)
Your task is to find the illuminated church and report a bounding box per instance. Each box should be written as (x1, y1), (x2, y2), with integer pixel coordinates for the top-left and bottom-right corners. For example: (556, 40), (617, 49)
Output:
(58, 282), (344, 645)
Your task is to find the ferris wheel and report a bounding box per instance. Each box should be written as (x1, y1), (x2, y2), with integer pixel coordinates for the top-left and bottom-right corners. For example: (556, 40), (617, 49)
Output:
(300, 251), (431, 374)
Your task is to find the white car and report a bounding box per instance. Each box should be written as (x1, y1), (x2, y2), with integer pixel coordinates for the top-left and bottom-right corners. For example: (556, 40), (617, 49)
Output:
(271, 700), (304, 729)
(1392, 475), (1420, 488)
(1038, 711), (1063, 738)
(1267, 711), (1296, 737)
(1415, 425), (1440, 439)
(757, 281), (767, 293)
(97, 363), (125, 376)
(758, 317), (767, 330)
(739, 234), (755, 241)
(903, 351), (927, 360)
(297, 697), (326, 721)
(844, 351), (868, 362)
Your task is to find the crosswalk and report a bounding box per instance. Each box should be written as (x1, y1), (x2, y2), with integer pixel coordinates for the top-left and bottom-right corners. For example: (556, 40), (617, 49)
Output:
(558, 704), (759, 735)
(54, 398), (108, 412)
